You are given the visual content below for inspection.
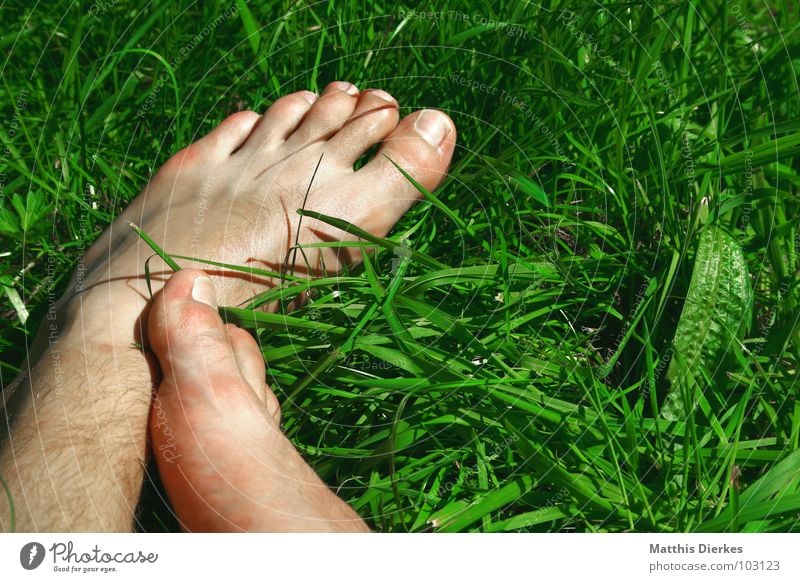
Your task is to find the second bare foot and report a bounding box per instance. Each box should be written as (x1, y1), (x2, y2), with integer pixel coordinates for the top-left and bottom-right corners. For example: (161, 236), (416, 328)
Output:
(148, 269), (369, 532)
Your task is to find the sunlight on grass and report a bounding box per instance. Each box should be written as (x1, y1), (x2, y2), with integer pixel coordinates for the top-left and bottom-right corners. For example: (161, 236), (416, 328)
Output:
(1, 0), (799, 532)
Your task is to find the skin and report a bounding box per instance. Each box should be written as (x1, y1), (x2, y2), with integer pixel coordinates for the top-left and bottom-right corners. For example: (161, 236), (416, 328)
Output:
(0, 82), (456, 532)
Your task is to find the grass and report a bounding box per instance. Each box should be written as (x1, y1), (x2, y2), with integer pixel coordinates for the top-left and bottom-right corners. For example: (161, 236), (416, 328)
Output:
(2, 0), (800, 532)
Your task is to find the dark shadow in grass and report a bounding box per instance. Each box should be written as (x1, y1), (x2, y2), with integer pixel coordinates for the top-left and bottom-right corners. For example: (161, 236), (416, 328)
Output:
(135, 458), (181, 532)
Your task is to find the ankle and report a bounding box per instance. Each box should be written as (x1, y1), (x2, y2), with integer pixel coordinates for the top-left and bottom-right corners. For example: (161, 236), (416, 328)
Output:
(51, 282), (149, 350)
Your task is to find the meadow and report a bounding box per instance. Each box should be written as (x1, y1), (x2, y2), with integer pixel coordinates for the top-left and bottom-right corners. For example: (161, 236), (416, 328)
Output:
(1, 0), (799, 532)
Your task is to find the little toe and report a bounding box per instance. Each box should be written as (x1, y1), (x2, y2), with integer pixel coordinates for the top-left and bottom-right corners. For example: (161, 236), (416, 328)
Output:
(326, 89), (400, 165)
(286, 81), (359, 147)
(238, 90), (318, 154)
(197, 110), (262, 155)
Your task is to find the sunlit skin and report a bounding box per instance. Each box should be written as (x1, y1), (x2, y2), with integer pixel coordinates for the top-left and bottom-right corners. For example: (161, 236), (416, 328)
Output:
(0, 82), (456, 532)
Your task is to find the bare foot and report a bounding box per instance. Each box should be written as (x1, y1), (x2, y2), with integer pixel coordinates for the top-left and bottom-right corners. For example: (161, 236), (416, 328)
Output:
(148, 269), (368, 532)
(1, 83), (455, 531)
(78, 82), (456, 320)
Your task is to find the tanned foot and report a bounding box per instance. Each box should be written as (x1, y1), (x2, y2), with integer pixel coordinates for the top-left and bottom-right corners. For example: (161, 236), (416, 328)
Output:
(148, 269), (369, 532)
(0, 82), (455, 531)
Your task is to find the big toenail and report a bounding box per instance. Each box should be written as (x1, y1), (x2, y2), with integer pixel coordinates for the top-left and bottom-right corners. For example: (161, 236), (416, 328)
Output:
(191, 276), (218, 309)
(414, 110), (450, 147)
(343, 83), (359, 96)
(300, 91), (318, 104)
(369, 89), (395, 103)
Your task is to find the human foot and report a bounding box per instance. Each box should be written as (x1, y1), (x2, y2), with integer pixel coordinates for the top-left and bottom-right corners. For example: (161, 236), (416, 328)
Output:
(74, 82), (456, 333)
(148, 269), (368, 532)
(1, 84), (454, 531)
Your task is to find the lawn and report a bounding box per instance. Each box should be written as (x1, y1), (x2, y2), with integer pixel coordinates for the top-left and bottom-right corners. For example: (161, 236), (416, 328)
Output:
(2, 0), (799, 532)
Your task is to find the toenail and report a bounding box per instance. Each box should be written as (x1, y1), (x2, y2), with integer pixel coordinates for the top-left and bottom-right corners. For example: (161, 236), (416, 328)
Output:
(300, 91), (318, 104)
(367, 89), (395, 103)
(191, 276), (218, 309)
(327, 81), (358, 96)
(414, 110), (451, 147)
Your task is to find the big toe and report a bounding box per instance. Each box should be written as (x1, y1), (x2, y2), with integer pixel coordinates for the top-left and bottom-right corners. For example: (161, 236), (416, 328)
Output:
(148, 268), (275, 422)
(356, 109), (456, 232)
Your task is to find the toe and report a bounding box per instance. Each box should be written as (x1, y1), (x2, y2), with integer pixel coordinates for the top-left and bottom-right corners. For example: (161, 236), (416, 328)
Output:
(326, 89), (400, 165)
(161, 111), (261, 172)
(355, 109), (456, 230)
(148, 269), (260, 412)
(197, 110), (261, 155)
(224, 324), (264, 392)
(224, 324), (276, 412)
(286, 81), (359, 147)
(239, 90), (318, 153)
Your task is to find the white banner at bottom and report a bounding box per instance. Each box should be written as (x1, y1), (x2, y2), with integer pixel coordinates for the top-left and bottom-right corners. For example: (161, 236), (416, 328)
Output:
(1, 533), (797, 581)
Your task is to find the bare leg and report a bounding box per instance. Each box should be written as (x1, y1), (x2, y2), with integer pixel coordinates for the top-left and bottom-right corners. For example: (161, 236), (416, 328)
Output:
(0, 82), (456, 531)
